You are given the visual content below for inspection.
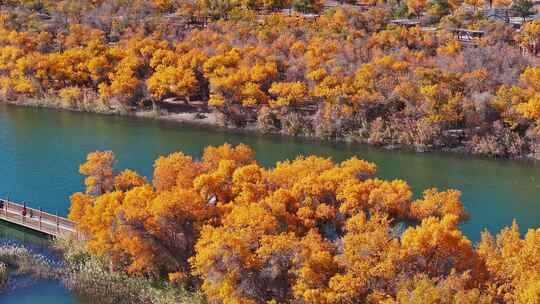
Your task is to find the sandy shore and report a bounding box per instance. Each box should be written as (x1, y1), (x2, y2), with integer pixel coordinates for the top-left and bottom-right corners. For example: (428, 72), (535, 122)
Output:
(134, 110), (222, 127)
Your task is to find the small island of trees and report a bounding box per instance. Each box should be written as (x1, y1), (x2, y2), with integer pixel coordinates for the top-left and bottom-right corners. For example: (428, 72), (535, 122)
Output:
(1, 1), (540, 303)
(62, 144), (540, 303)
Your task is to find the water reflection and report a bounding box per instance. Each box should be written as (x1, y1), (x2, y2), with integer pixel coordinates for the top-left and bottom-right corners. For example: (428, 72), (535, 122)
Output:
(0, 222), (80, 304)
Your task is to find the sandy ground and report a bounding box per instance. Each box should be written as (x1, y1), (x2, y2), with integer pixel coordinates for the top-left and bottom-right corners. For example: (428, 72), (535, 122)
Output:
(132, 110), (230, 130)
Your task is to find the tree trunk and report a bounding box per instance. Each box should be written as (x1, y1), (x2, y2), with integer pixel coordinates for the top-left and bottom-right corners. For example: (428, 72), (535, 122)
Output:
(152, 100), (160, 115)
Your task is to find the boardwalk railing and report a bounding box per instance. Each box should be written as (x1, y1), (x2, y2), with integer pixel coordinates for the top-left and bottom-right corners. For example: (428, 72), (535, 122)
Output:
(0, 198), (77, 237)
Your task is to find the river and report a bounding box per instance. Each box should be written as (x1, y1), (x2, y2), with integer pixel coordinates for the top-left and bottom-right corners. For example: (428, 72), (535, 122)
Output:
(1, 103), (539, 303)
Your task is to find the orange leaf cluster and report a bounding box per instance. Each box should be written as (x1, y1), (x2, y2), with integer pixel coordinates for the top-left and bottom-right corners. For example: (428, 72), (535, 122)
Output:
(69, 144), (539, 303)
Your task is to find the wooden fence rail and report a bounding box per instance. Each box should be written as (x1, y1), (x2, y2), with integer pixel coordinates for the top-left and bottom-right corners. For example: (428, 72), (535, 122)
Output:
(0, 198), (77, 237)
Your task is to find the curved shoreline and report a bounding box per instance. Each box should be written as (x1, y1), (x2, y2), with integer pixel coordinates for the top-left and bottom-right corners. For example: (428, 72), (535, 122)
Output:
(3, 99), (539, 161)
(0, 244), (60, 294)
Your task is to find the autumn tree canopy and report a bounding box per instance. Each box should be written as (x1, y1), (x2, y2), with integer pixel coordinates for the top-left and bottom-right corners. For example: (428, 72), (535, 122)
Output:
(69, 144), (540, 303)
(0, 2), (537, 158)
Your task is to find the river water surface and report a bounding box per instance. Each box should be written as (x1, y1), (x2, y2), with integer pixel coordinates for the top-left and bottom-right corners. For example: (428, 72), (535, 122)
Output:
(1, 103), (540, 303)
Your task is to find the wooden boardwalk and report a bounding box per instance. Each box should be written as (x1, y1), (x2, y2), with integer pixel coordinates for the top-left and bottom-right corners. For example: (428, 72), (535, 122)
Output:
(0, 198), (77, 237)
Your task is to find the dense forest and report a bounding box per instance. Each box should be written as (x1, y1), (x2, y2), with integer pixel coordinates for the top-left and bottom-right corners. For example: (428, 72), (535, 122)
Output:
(68, 144), (540, 303)
(2, 0), (540, 157)
(1, 1), (539, 303)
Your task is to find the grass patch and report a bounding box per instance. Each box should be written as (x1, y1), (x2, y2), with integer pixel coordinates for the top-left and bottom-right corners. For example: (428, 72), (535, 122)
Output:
(0, 245), (59, 293)
(55, 238), (206, 304)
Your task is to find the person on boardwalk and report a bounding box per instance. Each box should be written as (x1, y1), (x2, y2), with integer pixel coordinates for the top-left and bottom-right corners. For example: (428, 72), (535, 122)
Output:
(29, 209), (33, 218)
(22, 205), (27, 217)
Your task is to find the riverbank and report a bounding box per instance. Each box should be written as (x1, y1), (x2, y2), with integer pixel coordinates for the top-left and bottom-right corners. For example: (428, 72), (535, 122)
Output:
(0, 236), (205, 304)
(0, 245), (59, 293)
(3, 98), (539, 160)
(54, 238), (206, 304)
(2, 102), (540, 243)
(3, 4), (540, 161)
(2, 103), (540, 303)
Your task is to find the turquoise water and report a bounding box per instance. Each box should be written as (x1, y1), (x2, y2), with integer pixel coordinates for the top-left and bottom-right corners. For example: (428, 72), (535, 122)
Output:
(0, 223), (82, 303)
(1, 103), (540, 302)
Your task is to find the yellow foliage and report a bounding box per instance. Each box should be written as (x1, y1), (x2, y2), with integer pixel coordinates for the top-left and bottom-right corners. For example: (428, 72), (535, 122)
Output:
(269, 81), (309, 108)
(114, 169), (147, 192)
(153, 152), (202, 191)
(395, 273), (492, 304)
(58, 86), (83, 105)
(401, 215), (483, 278)
(437, 39), (461, 56)
(464, 0), (484, 10)
(68, 144), (537, 302)
(493, 0), (511, 7)
(411, 188), (468, 221)
(478, 222), (540, 303)
(79, 151), (115, 196)
(147, 65), (198, 101)
(406, 0), (428, 17)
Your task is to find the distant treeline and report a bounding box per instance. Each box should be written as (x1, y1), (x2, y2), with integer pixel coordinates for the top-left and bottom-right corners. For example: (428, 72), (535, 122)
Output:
(2, 1), (540, 157)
